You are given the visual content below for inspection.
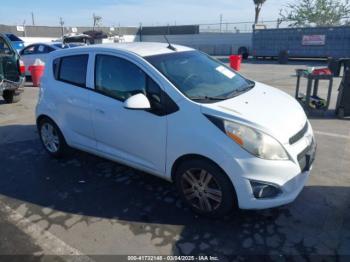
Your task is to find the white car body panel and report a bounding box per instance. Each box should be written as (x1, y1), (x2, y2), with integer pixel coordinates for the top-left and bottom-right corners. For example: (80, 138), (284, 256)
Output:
(36, 42), (315, 210)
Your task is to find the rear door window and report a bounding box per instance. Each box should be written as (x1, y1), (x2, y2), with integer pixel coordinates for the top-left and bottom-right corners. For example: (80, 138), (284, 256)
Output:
(37, 45), (46, 53)
(58, 54), (88, 87)
(21, 45), (36, 55)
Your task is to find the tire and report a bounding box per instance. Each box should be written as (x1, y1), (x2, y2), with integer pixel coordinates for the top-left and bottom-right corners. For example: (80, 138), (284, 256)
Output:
(174, 158), (237, 217)
(2, 90), (21, 104)
(278, 50), (289, 64)
(337, 107), (345, 119)
(38, 118), (69, 158)
(238, 46), (249, 60)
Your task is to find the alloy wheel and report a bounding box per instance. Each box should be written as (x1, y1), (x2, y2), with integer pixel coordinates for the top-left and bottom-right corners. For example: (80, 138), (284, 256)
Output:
(181, 168), (223, 212)
(40, 122), (60, 153)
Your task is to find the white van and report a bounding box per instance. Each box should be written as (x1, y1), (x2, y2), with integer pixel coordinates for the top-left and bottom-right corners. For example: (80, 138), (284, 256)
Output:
(36, 43), (316, 217)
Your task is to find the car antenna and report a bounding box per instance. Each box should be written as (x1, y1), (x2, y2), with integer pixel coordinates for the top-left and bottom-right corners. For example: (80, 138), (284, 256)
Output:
(164, 35), (177, 51)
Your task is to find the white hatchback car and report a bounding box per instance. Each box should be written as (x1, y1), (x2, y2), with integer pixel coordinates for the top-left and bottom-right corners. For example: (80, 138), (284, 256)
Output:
(36, 43), (316, 217)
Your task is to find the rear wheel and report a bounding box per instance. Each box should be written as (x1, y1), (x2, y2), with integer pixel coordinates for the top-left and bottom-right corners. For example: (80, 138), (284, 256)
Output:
(174, 159), (237, 217)
(337, 107), (345, 119)
(2, 90), (21, 103)
(38, 118), (68, 158)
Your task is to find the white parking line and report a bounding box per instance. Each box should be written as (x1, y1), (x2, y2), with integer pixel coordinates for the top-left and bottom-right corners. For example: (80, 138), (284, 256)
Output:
(314, 131), (350, 140)
(0, 201), (94, 262)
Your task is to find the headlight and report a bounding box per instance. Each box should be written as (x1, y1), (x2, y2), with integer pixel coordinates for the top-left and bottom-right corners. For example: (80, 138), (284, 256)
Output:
(205, 115), (289, 160)
(223, 120), (289, 160)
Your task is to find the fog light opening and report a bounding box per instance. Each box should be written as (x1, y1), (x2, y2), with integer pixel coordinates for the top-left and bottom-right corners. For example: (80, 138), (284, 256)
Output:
(250, 181), (282, 199)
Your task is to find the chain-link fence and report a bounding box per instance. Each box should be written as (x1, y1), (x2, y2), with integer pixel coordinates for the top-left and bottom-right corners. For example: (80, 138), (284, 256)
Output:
(198, 17), (350, 33)
(198, 20), (301, 33)
(2, 17), (350, 38)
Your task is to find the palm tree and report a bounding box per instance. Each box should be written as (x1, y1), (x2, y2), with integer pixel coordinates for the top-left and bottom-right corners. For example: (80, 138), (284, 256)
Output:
(254, 0), (267, 24)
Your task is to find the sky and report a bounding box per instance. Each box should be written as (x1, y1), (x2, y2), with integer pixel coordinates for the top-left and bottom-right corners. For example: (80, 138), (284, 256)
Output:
(0, 0), (286, 27)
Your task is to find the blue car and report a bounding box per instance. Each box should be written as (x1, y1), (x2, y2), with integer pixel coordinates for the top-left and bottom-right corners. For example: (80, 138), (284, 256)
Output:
(5, 33), (25, 53)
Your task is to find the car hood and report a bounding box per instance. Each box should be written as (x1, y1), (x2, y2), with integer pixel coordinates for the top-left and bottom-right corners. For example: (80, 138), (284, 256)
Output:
(200, 82), (307, 144)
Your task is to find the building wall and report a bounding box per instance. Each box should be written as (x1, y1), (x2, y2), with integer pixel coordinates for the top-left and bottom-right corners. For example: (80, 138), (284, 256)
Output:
(141, 25), (199, 35)
(1, 23), (252, 56)
(141, 33), (252, 55)
(0, 24), (139, 38)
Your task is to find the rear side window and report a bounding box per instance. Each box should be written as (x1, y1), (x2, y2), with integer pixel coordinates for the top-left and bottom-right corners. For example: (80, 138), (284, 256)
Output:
(57, 55), (88, 87)
(21, 45), (36, 55)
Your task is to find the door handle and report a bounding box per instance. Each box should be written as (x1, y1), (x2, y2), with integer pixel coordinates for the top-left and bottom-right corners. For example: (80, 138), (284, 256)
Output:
(96, 108), (105, 114)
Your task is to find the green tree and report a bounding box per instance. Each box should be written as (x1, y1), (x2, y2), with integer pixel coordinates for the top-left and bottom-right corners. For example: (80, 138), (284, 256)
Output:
(254, 0), (267, 24)
(280, 0), (350, 27)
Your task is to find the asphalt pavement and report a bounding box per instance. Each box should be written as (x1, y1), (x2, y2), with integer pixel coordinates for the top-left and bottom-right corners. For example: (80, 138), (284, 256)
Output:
(0, 60), (349, 261)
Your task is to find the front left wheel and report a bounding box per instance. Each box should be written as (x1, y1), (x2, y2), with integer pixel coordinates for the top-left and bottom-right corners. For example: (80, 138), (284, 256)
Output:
(174, 159), (237, 217)
(38, 118), (68, 158)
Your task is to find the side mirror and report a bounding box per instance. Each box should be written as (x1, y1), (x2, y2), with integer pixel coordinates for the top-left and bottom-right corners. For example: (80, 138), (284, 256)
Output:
(124, 93), (151, 110)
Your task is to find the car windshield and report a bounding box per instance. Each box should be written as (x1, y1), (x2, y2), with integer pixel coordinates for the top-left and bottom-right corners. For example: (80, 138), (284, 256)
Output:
(52, 43), (84, 49)
(52, 43), (64, 49)
(145, 51), (254, 102)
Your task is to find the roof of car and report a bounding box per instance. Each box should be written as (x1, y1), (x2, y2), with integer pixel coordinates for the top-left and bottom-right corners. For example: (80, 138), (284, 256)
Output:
(59, 42), (195, 57)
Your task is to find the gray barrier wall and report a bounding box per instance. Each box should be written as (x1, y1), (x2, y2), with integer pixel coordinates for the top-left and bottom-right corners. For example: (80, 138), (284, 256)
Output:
(1, 24), (252, 56)
(141, 25), (199, 35)
(0, 24), (139, 37)
(0, 24), (197, 38)
(141, 33), (252, 56)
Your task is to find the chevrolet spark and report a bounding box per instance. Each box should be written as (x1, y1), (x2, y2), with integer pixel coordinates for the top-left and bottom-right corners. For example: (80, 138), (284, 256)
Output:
(36, 43), (316, 217)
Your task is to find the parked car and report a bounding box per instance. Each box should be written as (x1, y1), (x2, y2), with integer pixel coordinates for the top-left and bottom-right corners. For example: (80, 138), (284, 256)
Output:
(36, 43), (316, 217)
(0, 33), (25, 103)
(63, 34), (93, 45)
(5, 33), (25, 53)
(20, 42), (82, 76)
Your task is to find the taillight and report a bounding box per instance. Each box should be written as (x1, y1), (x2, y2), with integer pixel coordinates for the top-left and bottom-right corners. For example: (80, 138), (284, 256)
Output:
(19, 60), (25, 75)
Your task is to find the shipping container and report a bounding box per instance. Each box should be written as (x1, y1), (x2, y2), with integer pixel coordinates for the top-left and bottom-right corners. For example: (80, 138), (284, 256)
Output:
(253, 26), (350, 59)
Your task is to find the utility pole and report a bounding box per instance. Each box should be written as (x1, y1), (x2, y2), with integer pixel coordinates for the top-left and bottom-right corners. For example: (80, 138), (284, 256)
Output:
(139, 22), (143, 42)
(219, 14), (223, 32)
(22, 20), (26, 37)
(31, 12), (35, 26)
(93, 13), (102, 31)
(59, 17), (65, 39)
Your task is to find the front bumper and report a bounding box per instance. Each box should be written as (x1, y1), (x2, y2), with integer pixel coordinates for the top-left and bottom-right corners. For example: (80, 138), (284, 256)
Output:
(237, 168), (311, 210)
(222, 130), (316, 210)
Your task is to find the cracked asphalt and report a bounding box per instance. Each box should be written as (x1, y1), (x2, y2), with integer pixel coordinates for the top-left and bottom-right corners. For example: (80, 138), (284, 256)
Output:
(0, 60), (349, 261)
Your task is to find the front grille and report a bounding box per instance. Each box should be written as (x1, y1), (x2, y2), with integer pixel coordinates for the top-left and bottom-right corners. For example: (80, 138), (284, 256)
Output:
(289, 122), (308, 145)
(297, 139), (316, 172)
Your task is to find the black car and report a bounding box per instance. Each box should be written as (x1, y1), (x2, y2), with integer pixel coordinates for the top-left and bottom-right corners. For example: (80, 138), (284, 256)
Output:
(0, 33), (25, 103)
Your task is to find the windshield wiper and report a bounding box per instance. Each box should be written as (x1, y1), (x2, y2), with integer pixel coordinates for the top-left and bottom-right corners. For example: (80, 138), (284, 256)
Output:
(191, 96), (228, 101)
(246, 82), (256, 89)
(191, 82), (255, 102)
(224, 82), (255, 99)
